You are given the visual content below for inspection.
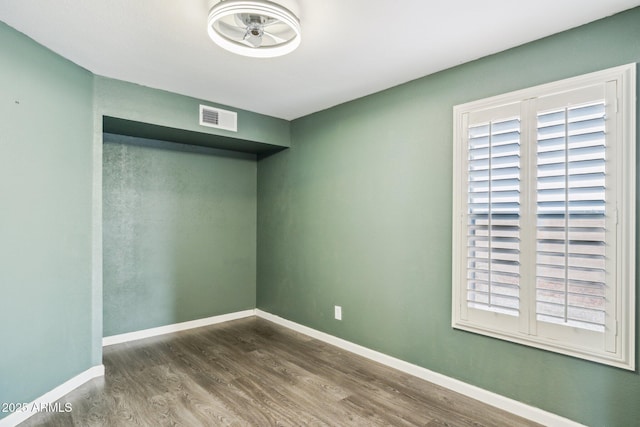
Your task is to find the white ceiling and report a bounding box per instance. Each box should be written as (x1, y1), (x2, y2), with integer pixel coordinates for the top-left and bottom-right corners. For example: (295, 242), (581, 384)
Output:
(1, 1), (639, 120)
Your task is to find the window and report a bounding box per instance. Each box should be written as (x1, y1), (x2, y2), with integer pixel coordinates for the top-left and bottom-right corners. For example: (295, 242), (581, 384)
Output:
(452, 64), (636, 369)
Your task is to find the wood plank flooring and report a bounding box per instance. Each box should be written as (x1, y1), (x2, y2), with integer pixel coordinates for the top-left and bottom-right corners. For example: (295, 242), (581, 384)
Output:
(20, 317), (541, 426)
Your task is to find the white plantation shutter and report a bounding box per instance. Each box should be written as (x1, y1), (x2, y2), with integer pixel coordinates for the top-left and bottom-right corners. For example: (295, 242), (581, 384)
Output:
(452, 64), (635, 369)
(535, 101), (607, 333)
(467, 117), (521, 317)
(458, 102), (524, 335)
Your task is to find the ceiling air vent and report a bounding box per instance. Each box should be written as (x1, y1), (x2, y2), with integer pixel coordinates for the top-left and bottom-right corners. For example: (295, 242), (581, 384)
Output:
(199, 105), (237, 132)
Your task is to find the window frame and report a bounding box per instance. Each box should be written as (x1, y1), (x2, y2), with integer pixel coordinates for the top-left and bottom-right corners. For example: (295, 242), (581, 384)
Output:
(451, 64), (636, 370)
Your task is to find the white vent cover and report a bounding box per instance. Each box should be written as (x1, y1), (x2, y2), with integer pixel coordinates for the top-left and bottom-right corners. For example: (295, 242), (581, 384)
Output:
(199, 105), (237, 132)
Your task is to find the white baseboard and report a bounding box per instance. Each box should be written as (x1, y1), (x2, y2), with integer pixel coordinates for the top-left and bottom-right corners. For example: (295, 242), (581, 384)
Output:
(102, 309), (256, 347)
(255, 309), (585, 427)
(0, 365), (104, 427)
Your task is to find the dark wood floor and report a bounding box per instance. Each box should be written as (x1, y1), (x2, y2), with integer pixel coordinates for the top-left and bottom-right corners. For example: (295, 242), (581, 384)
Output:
(20, 317), (541, 426)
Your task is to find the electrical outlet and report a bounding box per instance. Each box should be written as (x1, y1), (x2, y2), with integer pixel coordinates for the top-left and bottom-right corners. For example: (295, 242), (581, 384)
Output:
(334, 305), (342, 320)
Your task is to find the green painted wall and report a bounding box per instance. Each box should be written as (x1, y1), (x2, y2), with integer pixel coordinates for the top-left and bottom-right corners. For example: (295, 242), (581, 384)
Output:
(93, 72), (289, 340)
(0, 22), (94, 418)
(93, 61), (289, 340)
(256, 8), (640, 427)
(103, 135), (257, 336)
(94, 75), (290, 148)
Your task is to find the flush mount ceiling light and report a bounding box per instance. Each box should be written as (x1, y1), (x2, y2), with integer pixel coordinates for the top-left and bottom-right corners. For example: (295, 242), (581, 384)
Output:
(207, 0), (301, 58)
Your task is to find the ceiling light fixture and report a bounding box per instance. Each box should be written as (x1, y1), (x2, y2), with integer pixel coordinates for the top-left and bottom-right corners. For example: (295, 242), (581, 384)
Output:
(207, 0), (301, 58)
